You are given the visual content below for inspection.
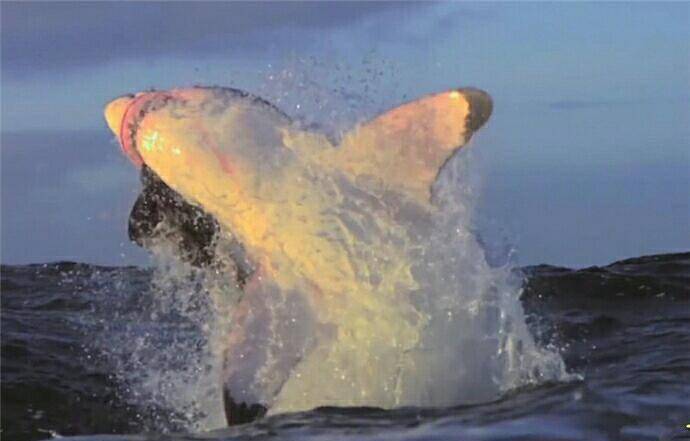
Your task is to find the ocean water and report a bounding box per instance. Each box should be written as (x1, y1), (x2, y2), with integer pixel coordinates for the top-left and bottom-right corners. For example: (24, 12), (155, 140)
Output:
(2, 58), (689, 441)
(2, 252), (688, 441)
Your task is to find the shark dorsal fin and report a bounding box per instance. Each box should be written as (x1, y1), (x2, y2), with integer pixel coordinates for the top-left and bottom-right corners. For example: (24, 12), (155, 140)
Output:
(330, 88), (492, 203)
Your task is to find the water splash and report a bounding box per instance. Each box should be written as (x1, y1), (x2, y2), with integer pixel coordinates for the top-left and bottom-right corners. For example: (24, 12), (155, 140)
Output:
(257, 150), (570, 413)
(95, 61), (569, 432)
(256, 53), (405, 139)
(423, 151), (569, 401)
(93, 243), (241, 431)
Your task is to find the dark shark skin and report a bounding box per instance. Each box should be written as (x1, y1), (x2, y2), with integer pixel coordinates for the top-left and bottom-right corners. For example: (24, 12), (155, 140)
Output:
(130, 166), (255, 285)
(129, 166), (219, 268)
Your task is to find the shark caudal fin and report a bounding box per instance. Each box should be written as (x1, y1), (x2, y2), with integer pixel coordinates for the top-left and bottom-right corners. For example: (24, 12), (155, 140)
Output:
(331, 88), (492, 203)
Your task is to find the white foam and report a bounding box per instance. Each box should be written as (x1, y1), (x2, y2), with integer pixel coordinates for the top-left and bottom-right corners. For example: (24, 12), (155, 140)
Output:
(260, 151), (569, 413)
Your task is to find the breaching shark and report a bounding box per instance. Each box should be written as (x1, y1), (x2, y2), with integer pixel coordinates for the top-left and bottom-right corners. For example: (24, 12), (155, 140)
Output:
(105, 86), (492, 425)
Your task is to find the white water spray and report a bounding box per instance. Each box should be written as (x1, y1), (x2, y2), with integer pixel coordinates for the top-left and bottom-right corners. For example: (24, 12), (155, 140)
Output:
(99, 60), (569, 431)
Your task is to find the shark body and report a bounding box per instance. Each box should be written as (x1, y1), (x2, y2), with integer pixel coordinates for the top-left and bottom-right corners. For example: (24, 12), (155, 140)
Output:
(105, 86), (492, 424)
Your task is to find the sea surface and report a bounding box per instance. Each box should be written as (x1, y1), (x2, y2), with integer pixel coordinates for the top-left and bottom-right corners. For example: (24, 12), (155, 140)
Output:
(2, 252), (689, 441)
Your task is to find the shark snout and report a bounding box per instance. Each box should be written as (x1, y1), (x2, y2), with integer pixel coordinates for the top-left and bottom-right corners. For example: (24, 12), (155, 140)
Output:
(104, 94), (135, 136)
(105, 93), (150, 167)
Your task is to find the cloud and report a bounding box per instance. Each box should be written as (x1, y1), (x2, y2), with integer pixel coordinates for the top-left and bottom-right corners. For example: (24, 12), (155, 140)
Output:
(1, 2), (425, 76)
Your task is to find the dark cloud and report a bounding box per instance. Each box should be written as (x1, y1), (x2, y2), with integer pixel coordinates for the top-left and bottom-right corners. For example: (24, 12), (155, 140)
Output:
(1, 1), (424, 75)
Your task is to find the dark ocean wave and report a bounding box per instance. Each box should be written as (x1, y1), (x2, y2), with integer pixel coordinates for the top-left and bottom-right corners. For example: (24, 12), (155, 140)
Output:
(2, 253), (689, 441)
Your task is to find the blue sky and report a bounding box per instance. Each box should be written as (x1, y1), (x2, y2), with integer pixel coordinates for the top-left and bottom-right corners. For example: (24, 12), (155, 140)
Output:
(2, 2), (688, 267)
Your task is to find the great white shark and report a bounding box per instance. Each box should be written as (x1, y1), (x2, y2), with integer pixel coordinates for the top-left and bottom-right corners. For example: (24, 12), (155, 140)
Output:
(105, 86), (493, 425)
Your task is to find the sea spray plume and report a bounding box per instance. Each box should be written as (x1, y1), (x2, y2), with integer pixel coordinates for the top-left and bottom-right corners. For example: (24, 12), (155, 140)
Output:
(105, 85), (568, 424)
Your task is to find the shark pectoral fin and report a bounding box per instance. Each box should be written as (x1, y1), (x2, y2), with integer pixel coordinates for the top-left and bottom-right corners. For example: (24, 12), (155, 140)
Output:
(222, 269), (318, 424)
(332, 88), (492, 202)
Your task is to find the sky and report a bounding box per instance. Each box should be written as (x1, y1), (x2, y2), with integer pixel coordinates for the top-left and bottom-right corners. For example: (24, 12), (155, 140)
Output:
(1, 1), (688, 268)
